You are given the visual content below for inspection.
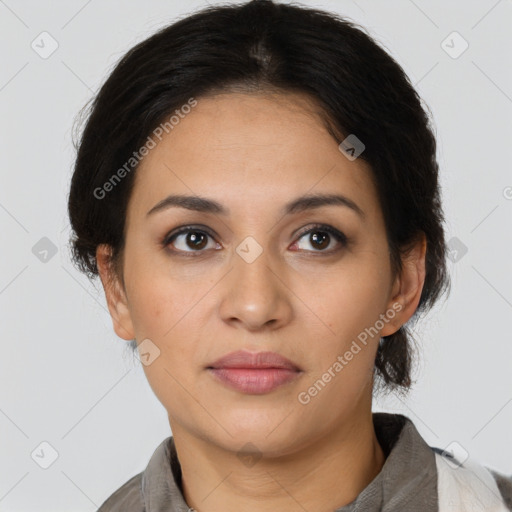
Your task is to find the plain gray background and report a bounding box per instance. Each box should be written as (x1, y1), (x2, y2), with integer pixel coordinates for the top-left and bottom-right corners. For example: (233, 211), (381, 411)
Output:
(1, 0), (511, 510)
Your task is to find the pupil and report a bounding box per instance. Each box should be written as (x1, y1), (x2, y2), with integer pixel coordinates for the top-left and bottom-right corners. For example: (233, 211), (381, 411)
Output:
(188, 232), (207, 250)
(311, 231), (329, 250)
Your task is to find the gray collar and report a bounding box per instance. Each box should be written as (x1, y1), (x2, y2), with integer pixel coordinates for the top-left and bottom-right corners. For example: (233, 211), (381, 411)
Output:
(140, 412), (438, 511)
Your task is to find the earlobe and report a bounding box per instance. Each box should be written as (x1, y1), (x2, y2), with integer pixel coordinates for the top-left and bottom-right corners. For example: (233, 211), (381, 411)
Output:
(381, 233), (427, 337)
(96, 244), (135, 341)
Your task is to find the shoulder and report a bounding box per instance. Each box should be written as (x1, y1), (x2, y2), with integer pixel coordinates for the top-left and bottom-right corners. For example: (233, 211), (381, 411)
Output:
(95, 435), (175, 512)
(432, 447), (512, 511)
(96, 471), (144, 512)
(487, 467), (512, 511)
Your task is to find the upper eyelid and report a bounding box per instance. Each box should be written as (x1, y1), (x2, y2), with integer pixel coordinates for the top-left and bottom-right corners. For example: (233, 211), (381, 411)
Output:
(167, 223), (342, 237)
(166, 224), (216, 240)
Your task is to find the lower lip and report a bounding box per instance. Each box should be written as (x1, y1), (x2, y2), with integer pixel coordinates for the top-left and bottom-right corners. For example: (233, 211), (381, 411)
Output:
(207, 368), (301, 394)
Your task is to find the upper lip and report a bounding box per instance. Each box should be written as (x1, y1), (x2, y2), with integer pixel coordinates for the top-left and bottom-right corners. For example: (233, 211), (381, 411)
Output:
(207, 350), (301, 371)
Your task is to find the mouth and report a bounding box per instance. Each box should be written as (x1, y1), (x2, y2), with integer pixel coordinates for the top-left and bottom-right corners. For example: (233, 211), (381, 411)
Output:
(206, 350), (303, 394)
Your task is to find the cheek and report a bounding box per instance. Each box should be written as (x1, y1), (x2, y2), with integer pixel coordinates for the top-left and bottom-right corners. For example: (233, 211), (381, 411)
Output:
(303, 262), (390, 344)
(127, 282), (169, 337)
(301, 271), (387, 398)
(124, 247), (191, 337)
(128, 276), (201, 411)
(124, 240), (211, 332)
(125, 267), (207, 376)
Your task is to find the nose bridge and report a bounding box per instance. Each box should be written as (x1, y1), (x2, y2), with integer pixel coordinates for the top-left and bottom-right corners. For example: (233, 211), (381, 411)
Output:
(218, 233), (292, 329)
(233, 233), (279, 300)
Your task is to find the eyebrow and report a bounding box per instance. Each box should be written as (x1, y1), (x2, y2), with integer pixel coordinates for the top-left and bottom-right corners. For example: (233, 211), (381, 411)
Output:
(146, 192), (365, 219)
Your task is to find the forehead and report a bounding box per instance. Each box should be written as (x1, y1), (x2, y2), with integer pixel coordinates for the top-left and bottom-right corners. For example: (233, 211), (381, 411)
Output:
(128, 92), (377, 221)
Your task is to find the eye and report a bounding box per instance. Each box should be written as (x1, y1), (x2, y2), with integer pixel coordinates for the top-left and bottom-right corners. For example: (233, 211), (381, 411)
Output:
(291, 224), (348, 253)
(162, 223), (348, 256)
(163, 225), (219, 255)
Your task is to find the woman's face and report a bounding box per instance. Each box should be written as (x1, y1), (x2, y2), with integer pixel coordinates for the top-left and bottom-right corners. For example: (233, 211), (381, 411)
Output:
(99, 91), (418, 456)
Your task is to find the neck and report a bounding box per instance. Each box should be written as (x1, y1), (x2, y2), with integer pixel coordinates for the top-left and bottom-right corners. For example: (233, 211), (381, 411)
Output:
(171, 411), (386, 512)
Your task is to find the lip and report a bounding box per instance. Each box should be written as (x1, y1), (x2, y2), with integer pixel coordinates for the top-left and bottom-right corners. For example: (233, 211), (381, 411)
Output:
(206, 350), (303, 394)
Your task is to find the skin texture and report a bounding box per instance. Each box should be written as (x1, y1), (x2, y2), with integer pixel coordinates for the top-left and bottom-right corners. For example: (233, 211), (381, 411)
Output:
(96, 91), (426, 512)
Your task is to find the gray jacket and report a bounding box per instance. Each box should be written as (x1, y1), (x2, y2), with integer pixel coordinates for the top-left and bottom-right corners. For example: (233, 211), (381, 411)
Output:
(96, 412), (512, 511)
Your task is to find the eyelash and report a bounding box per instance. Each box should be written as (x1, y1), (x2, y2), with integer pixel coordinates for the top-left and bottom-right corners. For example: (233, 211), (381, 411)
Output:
(162, 223), (348, 257)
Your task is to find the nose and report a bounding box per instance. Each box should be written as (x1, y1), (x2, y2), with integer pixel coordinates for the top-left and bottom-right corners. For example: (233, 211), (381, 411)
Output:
(218, 243), (293, 332)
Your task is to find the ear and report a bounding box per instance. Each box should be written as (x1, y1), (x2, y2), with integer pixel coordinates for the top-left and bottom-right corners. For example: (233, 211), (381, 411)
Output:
(381, 232), (427, 337)
(96, 244), (135, 341)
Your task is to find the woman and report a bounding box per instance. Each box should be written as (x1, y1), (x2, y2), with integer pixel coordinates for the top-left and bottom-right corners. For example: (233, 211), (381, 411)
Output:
(67, 0), (511, 510)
